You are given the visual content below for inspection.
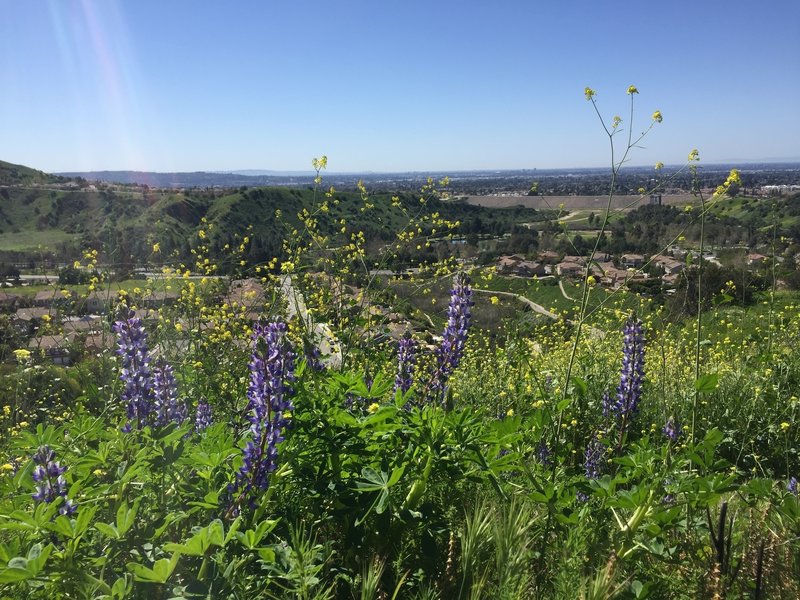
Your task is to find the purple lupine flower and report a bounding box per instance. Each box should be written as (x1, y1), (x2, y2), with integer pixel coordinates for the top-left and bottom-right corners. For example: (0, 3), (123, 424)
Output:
(601, 390), (613, 418)
(152, 360), (187, 426)
(234, 321), (295, 501)
(535, 441), (552, 468)
(395, 334), (417, 395)
(303, 341), (325, 372)
(428, 272), (473, 404)
(584, 435), (606, 481)
(112, 309), (155, 428)
(789, 477), (798, 496)
(195, 398), (212, 432)
(31, 445), (76, 516)
(610, 317), (645, 428)
(663, 417), (679, 442)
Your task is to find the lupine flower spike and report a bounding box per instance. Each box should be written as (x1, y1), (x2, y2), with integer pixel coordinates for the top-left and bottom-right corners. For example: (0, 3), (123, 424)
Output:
(195, 398), (213, 432)
(610, 317), (645, 445)
(395, 333), (417, 396)
(663, 417), (679, 442)
(112, 309), (155, 430)
(428, 272), (473, 405)
(153, 360), (187, 426)
(233, 321), (296, 508)
(32, 445), (76, 516)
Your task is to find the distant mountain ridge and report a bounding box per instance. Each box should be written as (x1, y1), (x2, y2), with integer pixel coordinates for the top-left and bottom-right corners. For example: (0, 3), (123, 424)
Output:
(55, 162), (800, 190)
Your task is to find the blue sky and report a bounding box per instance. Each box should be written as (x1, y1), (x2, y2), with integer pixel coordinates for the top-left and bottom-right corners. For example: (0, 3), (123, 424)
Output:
(1, 0), (798, 173)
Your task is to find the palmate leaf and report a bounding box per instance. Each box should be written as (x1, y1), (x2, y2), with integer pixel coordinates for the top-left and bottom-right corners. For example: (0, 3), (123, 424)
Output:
(354, 465), (406, 524)
(126, 551), (180, 583)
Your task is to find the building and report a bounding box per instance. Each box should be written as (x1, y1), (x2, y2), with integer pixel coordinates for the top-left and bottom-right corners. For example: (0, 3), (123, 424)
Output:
(621, 254), (645, 269)
(28, 335), (72, 365)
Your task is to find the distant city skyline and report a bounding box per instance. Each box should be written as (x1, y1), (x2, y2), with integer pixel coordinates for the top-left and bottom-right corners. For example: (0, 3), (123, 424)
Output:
(2, 1), (798, 174)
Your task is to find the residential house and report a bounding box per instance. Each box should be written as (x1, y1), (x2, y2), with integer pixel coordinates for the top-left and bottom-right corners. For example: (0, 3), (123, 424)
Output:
(496, 255), (546, 277)
(84, 333), (116, 355)
(651, 255), (685, 275)
(141, 290), (179, 309)
(28, 334), (72, 365)
(82, 291), (114, 314)
(556, 261), (585, 278)
(621, 254), (645, 269)
(14, 306), (58, 325)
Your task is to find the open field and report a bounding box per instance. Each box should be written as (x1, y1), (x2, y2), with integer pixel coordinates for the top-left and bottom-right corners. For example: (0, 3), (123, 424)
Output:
(0, 229), (79, 251)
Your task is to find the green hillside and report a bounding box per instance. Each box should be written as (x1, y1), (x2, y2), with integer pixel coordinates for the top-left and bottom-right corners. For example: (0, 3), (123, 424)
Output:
(0, 162), (551, 265)
(0, 159), (67, 186)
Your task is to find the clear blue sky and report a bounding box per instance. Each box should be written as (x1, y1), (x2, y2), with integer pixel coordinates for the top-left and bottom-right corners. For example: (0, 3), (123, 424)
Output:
(1, 0), (798, 173)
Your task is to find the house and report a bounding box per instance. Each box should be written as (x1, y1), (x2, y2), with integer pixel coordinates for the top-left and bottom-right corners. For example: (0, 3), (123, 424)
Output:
(62, 315), (104, 337)
(82, 291), (114, 314)
(225, 278), (266, 309)
(496, 255), (546, 277)
(556, 261), (585, 278)
(562, 255), (587, 267)
(621, 254), (645, 269)
(84, 333), (116, 355)
(28, 335), (72, 365)
(747, 253), (768, 267)
(651, 255), (685, 275)
(141, 290), (179, 308)
(33, 290), (58, 307)
(594, 261), (632, 288)
(14, 307), (58, 326)
(496, 255), (526, 274)
(538, 251), (561, 264)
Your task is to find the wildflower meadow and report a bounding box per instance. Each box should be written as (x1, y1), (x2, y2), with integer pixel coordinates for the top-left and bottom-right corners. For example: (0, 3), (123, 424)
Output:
(1, 88), (799, 599)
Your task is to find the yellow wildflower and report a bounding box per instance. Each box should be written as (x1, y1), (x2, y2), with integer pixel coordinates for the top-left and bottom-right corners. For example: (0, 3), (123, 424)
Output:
(13, 349), (31, 363)
(627, 85), (639, 94)
(368, 403), (380, 414)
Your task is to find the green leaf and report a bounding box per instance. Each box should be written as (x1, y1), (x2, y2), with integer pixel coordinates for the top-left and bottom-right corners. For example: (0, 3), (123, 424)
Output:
(7, 557), (28, 570)
(74, 504), (97, 536)
(48, 515), (75, 539)
(207, 519), (225, 547)
(695, 374), (718, 393)
(127, 552), (180, 583)
(95, 523), (120, 540)
(257, 547), (276, 563)
(0, 567), (32, 583)
(571, 376), (588, 397)
(116, 499), (140, 536)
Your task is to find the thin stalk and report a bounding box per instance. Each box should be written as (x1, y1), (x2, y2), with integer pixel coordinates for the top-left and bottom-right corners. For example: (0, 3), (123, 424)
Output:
(691, 187), (706, 447)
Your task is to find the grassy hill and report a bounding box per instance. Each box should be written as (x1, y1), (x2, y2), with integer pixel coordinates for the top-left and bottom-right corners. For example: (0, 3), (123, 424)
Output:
(0, 159), (68, 186)
(0, 161), (552, 265)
